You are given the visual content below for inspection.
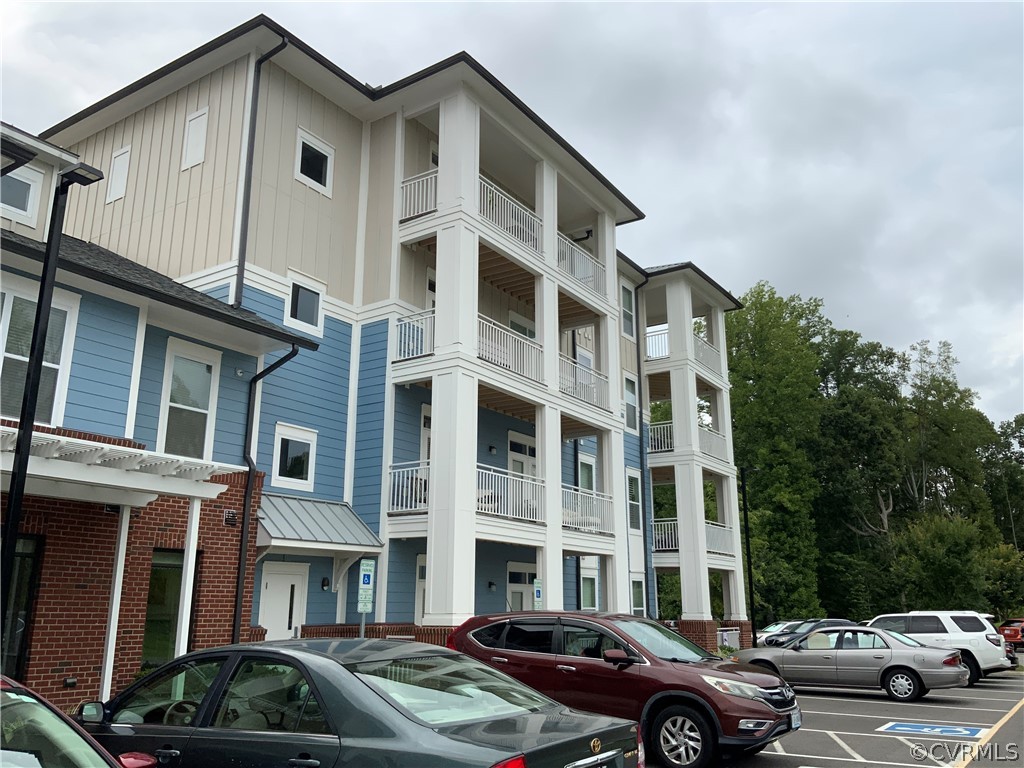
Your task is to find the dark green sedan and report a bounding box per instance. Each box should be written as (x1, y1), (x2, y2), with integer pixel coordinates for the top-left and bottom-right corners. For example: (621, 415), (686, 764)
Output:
(77, 638), (643, 768)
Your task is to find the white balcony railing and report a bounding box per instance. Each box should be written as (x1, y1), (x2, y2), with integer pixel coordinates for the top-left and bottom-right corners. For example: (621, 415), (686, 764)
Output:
(557, 233), (606, 296)
(478, 316), (544, 384)
(694, 335), (722, 375)
(400, 169), (438, 221)
(705, 521), (736, 556)
(561, 486), (613, 534)
(479, 177), (541, 253)
(389, 460), (430, 513)
(652, 520), (678, 551)
(646, 328), (669, 360)
(648, 421), (673, 453)
(477, 464), (544, 523)
(395, 309), (436, 360)
(559, 355), (610, 409)
(698, 426), (728, 460)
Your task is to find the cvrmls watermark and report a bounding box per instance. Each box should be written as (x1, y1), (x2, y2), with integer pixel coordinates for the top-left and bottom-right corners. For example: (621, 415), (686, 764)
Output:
(910, 742), (1020, 762)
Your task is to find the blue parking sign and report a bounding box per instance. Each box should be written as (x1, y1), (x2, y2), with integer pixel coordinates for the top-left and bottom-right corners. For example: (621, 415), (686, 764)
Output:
(362, 574), (371, 585)
(877, 722), (986, 738)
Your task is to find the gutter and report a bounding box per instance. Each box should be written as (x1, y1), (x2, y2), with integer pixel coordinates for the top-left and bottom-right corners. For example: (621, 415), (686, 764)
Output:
(232, 343), (300, 642)
(233, 36), (288, 309)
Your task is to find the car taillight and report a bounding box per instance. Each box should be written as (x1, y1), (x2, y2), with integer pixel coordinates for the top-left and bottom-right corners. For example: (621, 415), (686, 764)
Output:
(943, 653), (962, 666)
(490, 756), (527, 768)
(637, 727), (646, 768)
(986, 633), (1002, 647)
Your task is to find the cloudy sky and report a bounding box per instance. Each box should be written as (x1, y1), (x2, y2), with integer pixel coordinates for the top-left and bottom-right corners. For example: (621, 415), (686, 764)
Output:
(3, 2), (1021, 423)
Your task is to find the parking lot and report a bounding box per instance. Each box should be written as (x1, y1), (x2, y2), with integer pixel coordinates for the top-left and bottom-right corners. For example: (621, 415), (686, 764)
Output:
(726, 672), (1023, 768)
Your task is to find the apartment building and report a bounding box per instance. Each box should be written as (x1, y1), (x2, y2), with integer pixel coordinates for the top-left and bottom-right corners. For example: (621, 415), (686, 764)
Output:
(0, 16), (749, 703)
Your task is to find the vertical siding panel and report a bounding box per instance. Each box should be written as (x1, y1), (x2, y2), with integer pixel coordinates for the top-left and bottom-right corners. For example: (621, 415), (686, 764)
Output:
(353, 320), (389, 534)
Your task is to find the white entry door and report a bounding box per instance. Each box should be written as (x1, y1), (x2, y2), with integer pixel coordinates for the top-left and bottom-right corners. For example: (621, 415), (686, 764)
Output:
(259, 562), (309, 641)
(507, 561), (537, 611)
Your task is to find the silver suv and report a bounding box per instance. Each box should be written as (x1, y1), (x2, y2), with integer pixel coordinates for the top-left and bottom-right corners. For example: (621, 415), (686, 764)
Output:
(867, 611), (1010, 685)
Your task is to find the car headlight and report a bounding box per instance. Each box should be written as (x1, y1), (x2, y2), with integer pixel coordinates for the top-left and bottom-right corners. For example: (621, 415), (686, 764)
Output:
(701, 675), (762, 700)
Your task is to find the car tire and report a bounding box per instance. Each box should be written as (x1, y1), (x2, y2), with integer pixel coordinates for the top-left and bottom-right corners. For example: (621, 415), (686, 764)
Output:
(962, 654), (981, 686)
(652, 705), (715, 768)
(883, 668), (924, 701)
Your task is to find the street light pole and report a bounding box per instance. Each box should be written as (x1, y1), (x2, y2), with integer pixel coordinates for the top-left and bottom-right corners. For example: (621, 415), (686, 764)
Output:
(740, 467), (757, 647)
(1, 163), (102, 673)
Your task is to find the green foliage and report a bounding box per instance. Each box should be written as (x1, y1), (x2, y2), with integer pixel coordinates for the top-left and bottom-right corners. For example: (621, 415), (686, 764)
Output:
(894, 515), (990, 610)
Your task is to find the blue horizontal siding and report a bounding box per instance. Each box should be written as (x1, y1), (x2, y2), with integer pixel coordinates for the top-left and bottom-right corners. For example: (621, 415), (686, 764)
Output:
(382, 539), (423, 624)
(352, 320), (389, 533)
(204, 283), (231, 303)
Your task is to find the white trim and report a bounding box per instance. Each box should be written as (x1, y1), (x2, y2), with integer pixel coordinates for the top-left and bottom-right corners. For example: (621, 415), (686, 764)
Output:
(507, 430), (537, 476)
(105, 145), (131, 204)
(419, 403), (432, 462)
(271, 421), (317, 492)
(0, 271), (81, 427)
(157, 337), (222, 460)
(100, 506), (131, 700)
(282, 269), (326, 336)
(353, 121), (371, 309)
(1, 164), (45, 225)
(631, 578), (645, 616)
(123, 305), (148, 439)
(294, 127), (334, 198)
(258, 561), (310, 640)
(580, 575), (598, 610)
(426, 267), (437, 310)
(620, 278), (636, 341)
(626, 468), (642, 531)
(343, 325), (361, 504)
(180, 106), (209, 171)
(250, 353), (264, 463)
(175, 498), (202, 657)
(623, 373), (639, 434)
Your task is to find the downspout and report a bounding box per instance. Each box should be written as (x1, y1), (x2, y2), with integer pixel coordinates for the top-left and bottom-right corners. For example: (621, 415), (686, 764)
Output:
(232, 343), (300, 643)
(634, 273), (652, 617)
(233, 36), (289, 309)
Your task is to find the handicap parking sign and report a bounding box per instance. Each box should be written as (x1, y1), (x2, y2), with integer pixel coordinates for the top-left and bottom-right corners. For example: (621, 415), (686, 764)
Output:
(877, 722), (987, 739)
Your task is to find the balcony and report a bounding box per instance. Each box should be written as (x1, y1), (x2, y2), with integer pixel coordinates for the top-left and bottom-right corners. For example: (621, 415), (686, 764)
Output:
(400, 170), (438, 221)
(694, 335), (722, 375)
(561, 486), (613, 534)
(646, 328), (669, 360)
(478, 315), (544, 383)
(698, 426), (727, 460)
(557, 233), (606, 297)
(388, 460), (430, 513)
(479, 176), (541, 254)
(477, 464), (544, 523)
(559, 355), (609, 409)
(396, 310), (436, 360)
(651, 519), (736, 557)
(648, 421), (673, 453)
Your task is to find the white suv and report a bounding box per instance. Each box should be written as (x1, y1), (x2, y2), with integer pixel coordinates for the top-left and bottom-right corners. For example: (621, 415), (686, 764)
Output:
(867, 611), (1010, 685)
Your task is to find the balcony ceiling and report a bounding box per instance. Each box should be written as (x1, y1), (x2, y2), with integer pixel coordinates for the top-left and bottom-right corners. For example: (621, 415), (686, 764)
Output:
(479, 383), (536, 423)
(480, 245), (535, 302)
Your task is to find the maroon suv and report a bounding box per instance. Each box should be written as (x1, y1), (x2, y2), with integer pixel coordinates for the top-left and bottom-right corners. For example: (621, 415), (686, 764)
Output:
(448, 612), (801, 768)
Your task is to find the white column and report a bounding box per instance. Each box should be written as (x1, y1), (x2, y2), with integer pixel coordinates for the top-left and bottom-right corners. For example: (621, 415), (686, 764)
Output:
(676, 463), (712, 619)
(720, 378), (736, 464)
(436, 89), (480, 215)
(709, 306), (728, 371)
(536, 160), (557, 266)
(666, 280), (694, 362)
(100, 505), (131, 700)
(538, 274), (560, 394)
(595, 212), (616, 304)
(604, 429), (631, 611)
(538, 403), (563, 609)
(423, 368), (478, 625)
(175, 498), (202, 656)
(433, 222), (479, 354)
(670, 367), (698, 452)
(723, 474), (748, 619)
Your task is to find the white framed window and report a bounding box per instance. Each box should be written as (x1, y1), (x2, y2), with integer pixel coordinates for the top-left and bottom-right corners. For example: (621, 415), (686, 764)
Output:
(420, 404), (432, 461)
(283, 271), (325, 336)
(106, 146), (131, 204)
(181, 106), (209, 170)
(294, 127), (334, 197)
(631, 579), (645, 617)
(272, 422), (317, 492)
(429, 140), (439, 169)
(0, 273), (81, 426)
(426, 268), (436, 310)
(578, 454), (596, 492)
(627, 470), (642, 530)
(580, 576), (597, 610)
(1, 164), (45, 225)
(623, 374), (638, 432)
(620, 280), (636, 340)
(158, 338), (221, 460)
(508, 311), (536, 339)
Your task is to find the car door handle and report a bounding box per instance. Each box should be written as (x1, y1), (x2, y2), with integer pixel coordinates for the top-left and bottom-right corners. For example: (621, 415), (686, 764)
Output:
(556, 664), (576, 672)
(820, 655), (832, 660)
(154, 747), (181, 761)
(288, 759), (320, 768)
(490, 656), (508, 664)
(873, 654), (885, 659)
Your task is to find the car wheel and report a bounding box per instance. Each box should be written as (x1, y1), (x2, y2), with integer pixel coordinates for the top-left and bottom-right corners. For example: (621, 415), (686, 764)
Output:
(884, 669), (923, 701)
(962, 654), (981, 686)
(652, 705), (715, 768)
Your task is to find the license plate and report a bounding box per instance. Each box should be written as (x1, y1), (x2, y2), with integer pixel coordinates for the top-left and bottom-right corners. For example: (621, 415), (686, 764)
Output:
(790, 709), (802, 730)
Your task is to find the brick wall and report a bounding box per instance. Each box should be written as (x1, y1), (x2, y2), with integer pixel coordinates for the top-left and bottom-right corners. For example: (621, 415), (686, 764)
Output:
(675, 619), (720, 653)
(301, 623), (456, 647)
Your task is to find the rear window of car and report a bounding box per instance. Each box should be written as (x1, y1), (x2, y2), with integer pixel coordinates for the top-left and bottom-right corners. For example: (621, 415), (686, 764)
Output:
(1000, 620), (1023, 629)
(471, 624), (506, 649)
(950, 616), (986, 632)
(909, 615), (946, 633)
(871, 616), (908, 633)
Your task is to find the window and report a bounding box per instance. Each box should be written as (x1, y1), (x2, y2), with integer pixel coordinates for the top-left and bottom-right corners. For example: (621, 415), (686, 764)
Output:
(799, 630), (840, 650)
(580, 576), (597, 610)
(0, 276), (80, 426)
(471, 624), (505, 649)
(159, 338), (221, 460)
(578, 455), (596, 491)
(294, 128), (334, 197)
(111, 657), (226, 725)
(909, 615), (946, 634)
(142, 550), (185, 669)
(631, 580), (645, 617)
(106, 146), (131, 203)
(562, 624), (625, 659)
(272, 423), (317, 492)
(623, 375), (638, 431)
(1, 164), (44, 224)
(504, 622), (555, 654)
(212, 660), (331, 734)
(872, 615), (908, 633)
(840, 631), (888, 650)
(283, 272), (325, 335)
(620, 281), (635, 340)
(429, 140), (439, 169)
(181, 107), (209, 170)
(508, 311), (536, 339)
(951, 615), (986, 632)
(2, 536), (42, 682)
(627, 471), (642, 530)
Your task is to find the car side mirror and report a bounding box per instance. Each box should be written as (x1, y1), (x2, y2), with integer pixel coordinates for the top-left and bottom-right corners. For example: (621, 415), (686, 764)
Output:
(119, 753), (158, 768)
(603, 648), (637, 666)
(78, 701), (106, 723)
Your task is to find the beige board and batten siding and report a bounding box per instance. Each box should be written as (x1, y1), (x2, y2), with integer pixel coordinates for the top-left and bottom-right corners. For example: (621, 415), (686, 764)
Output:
(397, 244), (436, 308)
(403, 119), (438, 179)
(63, 57), (249, 279)
(478, 282), (534, 327)
(1, 162), (56, 241)
(248, 62), (362, 304)
(363, 114), (398, 306)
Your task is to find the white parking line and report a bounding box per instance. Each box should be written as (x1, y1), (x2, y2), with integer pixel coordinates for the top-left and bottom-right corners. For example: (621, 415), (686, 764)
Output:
(800, 710), (995, 726)
(828, 732), (865, 761)
(760, 752), (943, 768)
(895, 736), (952, 768)
(798, 728), (973, 744)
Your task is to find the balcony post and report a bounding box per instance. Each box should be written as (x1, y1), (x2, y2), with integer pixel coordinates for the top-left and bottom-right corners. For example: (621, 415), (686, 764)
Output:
(538, 403), (563, 609)
(723, 474), (748, 621)
(538, 274), (560, 395)
(675, 463), (712, 620)
(595, 212), (616, 305)
(670, 367), (699, 453)
(536, 160), (557, 265)
(666, 280), (694, 361)
(602, 429), (631, 611)
(436, 89), (479, 214)
(434, 221), (478, 354)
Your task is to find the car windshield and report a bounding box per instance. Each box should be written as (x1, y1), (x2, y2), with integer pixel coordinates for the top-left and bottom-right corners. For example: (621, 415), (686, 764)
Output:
(760, 622), (787, 633)
(351, 654), (554, 726)
(884, 630), (926, 647)
(792, 620), (817, 634)
(610, 618), (713, 661)
(1, 688), (110, 767)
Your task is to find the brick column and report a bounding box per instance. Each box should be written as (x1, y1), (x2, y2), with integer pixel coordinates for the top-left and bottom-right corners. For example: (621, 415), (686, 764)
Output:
(736, 620), (753, 649)
(676, 618), (719, 654)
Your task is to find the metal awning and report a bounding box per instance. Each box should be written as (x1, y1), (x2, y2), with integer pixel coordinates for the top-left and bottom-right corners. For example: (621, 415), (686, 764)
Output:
(257, 494), (383, 553)
(0, 425), (241, 506)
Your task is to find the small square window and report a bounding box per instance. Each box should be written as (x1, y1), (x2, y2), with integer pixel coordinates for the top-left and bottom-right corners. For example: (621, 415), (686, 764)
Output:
(283, 272), (325, 336)
(1, 165), (44, 224)
(624, 375), (638, 432)
(300, 143), (328, 186)
(291, 284), (319, 326)
(631, 580), (645, 616)
(272, 423), (317, 492)
(278, 438), (311, 481)
(294, 128), (334, 197)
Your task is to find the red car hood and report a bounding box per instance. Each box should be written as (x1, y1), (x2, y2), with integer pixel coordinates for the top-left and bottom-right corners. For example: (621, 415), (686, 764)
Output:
(676, 657), (786, 687)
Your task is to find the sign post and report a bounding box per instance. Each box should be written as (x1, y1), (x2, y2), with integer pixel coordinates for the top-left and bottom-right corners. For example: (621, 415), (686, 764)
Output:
(357, 558), (376, 639)
(532, 578), (543, 610)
